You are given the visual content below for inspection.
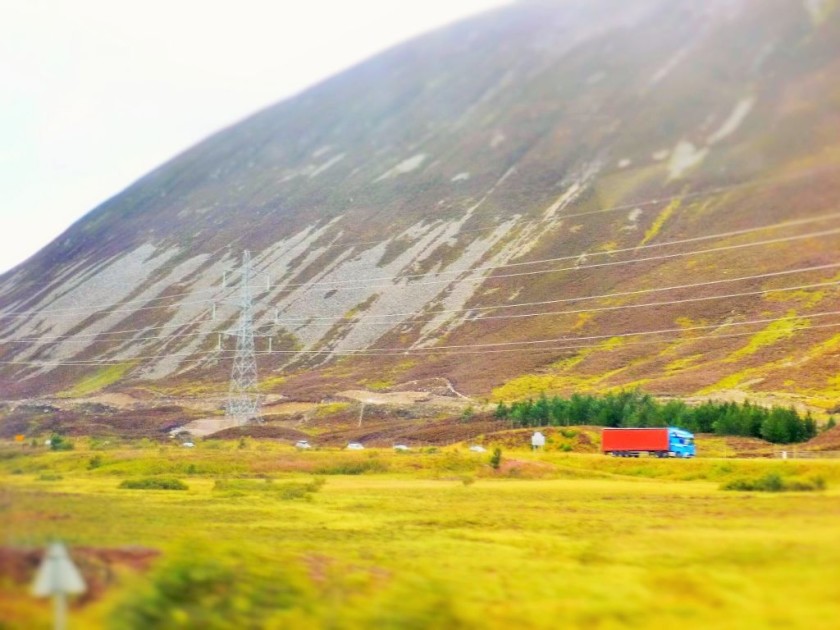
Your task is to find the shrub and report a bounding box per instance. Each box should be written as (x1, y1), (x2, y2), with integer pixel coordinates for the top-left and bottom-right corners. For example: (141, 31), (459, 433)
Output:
(785, 476), (826, 491)
(110, 544), (314, 629)
(111, 542), (470, 629)
(213, 478), (325, 500)
(722, 473), (826, 492)
(314, 459), (389, 475)
(275, 482), (319, 500)
(87, 455), (103, 470)
(48, 434), (73, 451)
(37, 472), (63, 481)
(489, 448), (502, 470)
(460, 475), (475, 486)
(119, 477), (189, 491)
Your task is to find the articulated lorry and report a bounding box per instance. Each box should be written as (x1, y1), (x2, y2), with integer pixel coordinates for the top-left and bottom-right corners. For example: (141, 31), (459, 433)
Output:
(601, 427), (695, 458)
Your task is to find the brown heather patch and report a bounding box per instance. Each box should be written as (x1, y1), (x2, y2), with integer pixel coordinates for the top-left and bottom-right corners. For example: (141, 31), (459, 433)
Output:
(0, 545), (159, 604)
(804, 425), (840, 451)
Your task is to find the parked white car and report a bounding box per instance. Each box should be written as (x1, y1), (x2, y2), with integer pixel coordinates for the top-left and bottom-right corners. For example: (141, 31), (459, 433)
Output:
(469, 445), (487, 453)
(393, 444), (410, 452)
(295, 440), (312, 449)
(347, 442), (365, 450)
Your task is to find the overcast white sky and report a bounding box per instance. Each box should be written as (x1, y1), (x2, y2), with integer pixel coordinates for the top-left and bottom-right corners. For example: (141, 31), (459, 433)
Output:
(0, 0), (509, 274)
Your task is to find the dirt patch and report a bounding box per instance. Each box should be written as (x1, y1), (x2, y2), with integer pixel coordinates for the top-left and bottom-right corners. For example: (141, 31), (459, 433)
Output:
(336, 390), (434, 405)
(389, 378), (472, 399)
(262, 402), (320, 416)
(173, 416), (238, 438)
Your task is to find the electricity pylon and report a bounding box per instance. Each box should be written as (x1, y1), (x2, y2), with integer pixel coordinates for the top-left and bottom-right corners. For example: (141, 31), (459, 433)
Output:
(226, 250), (261, 425)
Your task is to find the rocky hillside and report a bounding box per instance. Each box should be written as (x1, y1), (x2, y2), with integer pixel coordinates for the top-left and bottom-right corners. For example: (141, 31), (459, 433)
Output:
(1, 0), (839, 409)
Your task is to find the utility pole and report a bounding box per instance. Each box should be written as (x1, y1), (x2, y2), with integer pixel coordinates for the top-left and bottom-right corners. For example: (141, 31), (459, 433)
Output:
(226, 250), (261, 426)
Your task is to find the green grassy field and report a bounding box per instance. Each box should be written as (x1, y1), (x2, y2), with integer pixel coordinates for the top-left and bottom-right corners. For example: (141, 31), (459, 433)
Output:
(2, 440), (840, 629)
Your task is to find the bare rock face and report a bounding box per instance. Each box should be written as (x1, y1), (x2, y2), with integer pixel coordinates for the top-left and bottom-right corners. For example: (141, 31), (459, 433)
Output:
(1, 0), (839, 406)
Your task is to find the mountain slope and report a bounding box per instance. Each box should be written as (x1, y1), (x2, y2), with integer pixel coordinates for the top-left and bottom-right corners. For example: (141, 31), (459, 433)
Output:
(1, 0), (839, 409)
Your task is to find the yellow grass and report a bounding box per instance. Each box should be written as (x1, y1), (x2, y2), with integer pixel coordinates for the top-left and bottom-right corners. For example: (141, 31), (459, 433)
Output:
(58, 362), (135, 398)
(640, 197), (681, 246)
(724, 310), (809, 362)
(2, 442), (840, 629)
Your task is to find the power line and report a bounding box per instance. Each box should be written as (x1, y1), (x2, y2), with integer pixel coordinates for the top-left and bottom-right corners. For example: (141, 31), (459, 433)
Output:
(4, 308), (838, 365)
(467, 279), (840, 324)
(247, 165), (838, 250)
(6, 263), (840, 343)
(5, 277), (839, 349)
(276, 262), (840, 323)
(276, 319), (840, 357)
(273, 225), (840, 293)
(380, 226), (840, 289)
(1, 167), (834, 320)
(265, 210), (840, 290)
(4, 318), (840, 367)
(3, 217), (838, 328)
(361, 309), (831, 353)
(4, 261), (840, 345)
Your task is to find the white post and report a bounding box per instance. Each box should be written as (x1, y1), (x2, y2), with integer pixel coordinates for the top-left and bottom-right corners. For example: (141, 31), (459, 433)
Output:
(54, 592), (67, 630)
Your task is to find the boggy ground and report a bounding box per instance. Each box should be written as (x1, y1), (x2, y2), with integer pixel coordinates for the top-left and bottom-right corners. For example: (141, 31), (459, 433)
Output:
(2, 439), (840, 629)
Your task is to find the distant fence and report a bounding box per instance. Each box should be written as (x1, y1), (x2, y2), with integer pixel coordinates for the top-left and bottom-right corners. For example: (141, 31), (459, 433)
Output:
(773, 449), (840, 459)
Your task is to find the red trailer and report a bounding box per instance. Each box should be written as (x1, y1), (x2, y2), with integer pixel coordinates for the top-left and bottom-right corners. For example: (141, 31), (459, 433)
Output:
(601, 427), (687, 458)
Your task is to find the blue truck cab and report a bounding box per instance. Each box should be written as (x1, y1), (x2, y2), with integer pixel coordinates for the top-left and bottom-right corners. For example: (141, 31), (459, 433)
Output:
(668, 427), (696, 458)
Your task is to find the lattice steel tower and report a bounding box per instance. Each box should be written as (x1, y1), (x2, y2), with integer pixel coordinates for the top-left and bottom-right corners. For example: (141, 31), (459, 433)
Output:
(226, 250), (262, 425)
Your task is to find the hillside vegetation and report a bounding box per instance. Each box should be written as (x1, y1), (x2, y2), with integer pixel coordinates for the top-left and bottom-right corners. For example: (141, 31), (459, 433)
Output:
(0, 0), (839, 412)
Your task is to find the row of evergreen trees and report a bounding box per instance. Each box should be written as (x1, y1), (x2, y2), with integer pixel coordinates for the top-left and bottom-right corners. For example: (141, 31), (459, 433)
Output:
(493, 390), (823, 444)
